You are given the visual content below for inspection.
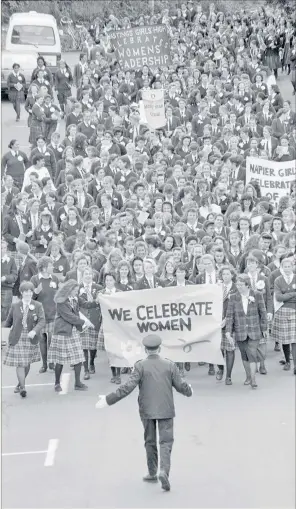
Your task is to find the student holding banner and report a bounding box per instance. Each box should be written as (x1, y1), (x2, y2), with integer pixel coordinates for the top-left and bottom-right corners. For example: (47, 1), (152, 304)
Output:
(226, 274), (268, 389)
(78, 267), (102, 379)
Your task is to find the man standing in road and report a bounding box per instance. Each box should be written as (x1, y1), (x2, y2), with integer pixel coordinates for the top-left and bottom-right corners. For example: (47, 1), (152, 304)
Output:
(95, 335), (193, 491)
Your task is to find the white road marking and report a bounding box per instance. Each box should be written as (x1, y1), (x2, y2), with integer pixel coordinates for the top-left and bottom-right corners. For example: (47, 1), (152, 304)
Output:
(2, 450), (47, 456)
(59, 373), (70, 395)
(2, 383), (54, 389)
(44, 439), (59, 467)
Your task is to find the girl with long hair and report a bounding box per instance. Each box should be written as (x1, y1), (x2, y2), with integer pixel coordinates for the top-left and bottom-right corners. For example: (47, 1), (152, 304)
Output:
(48, 279), (94, 392)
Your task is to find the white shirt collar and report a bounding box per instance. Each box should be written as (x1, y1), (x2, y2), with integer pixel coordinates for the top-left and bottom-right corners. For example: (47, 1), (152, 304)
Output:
(39, 273), (52, 279)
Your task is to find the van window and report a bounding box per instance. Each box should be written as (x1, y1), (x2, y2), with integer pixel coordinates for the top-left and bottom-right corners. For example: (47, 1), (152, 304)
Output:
(11, 25), (56, 46)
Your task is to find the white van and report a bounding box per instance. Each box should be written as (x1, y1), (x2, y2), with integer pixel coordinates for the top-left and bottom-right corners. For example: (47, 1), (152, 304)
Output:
(5, 11), (62, 74)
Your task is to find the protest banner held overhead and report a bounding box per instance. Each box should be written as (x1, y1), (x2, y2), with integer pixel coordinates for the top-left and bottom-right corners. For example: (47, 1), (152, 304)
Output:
(99, 285), (224, 367)
(246, 156), (296, 205)
(109, 25), (171, 70)
(141, 89), (166, 129)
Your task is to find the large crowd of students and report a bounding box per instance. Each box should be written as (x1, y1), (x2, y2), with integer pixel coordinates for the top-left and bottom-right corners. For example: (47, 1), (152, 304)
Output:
(1, 2), (296, 398)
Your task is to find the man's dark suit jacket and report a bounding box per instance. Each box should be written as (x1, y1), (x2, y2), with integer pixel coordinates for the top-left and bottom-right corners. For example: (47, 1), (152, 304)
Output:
(106, 354), (193, 419)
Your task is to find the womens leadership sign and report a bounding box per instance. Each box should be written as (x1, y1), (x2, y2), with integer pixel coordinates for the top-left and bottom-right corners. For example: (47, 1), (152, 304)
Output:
(99, 285), (224, 367)
(109, 25), (171, 70)
(246, 156), (295, 204)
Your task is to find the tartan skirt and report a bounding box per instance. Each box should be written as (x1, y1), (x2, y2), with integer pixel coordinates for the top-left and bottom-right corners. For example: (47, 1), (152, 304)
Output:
(42, 320), (54, 338)
(3, 330), (41, 367)
(271, 307), (296, 345)
(221, 332), (236, 352)
(97, 326), (105, 351)
(48, 327), (85, 364)
(80, 328), (98, 350)
(264, 53), (280, 70)
(10, 251), (23, 270)
(29, 123), (44, 145)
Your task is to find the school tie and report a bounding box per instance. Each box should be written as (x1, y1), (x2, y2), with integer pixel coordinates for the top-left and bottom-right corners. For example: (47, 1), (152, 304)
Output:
(251, 275), (257, 291)
(85, 285), (93, 302)
(22, 304), (29, 329)
(208, 274), (213, 284)
(105, 209), (110, 222)
(242, 232), (247, 248)
(223, 284), (228, 300)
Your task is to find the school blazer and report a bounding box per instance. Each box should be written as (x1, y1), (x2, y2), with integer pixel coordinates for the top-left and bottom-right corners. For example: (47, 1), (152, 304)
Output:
(195, 272), (219, 285)
(167, 281), (195, 287)
(13, 257), (38, 297)
(135, 276), (164, 290)
(3, 214), (30, 251)
(65, 269), (100, 284)
(1, 257), (18, 289)
(78, 283), (103, 331)
(5, 300), (45, 346)
(225, 289), (268, 342)
(245, 272), (273, 314)
(222, 284), (237, 326)
(53, 300), (85, 336)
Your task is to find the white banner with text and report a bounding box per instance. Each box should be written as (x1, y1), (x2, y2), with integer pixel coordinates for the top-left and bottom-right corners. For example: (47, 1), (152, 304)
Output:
(99, 285), (224, 367)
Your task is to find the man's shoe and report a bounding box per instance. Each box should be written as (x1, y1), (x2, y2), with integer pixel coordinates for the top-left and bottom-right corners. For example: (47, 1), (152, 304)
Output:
(259, 366), (267, 375)
(39, 365), (47, 373)
(74, 383), (88, 391)
(159, 471), (170, 491)
(110, 376), (116, 383)
(143, 474), (158, 482)
(19, 388), (27, 398)
(216, 369), (224, 381)
(283, 362), (291, 371)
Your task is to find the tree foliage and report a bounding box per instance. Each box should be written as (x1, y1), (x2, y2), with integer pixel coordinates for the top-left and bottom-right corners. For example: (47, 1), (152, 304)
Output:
(2, 0), (266, 25)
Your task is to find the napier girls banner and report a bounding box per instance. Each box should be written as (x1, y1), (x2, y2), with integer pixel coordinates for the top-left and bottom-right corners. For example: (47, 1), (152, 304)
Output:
(246, 156), (296, 204)
(109, 25), (171, 70)
(141, 89), (166, 129)
(99, 285), (224, 367)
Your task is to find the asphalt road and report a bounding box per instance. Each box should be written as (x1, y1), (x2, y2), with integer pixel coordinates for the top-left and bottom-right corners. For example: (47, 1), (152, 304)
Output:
(1, 346), (295, 508)
(1, 55), (296, 508)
